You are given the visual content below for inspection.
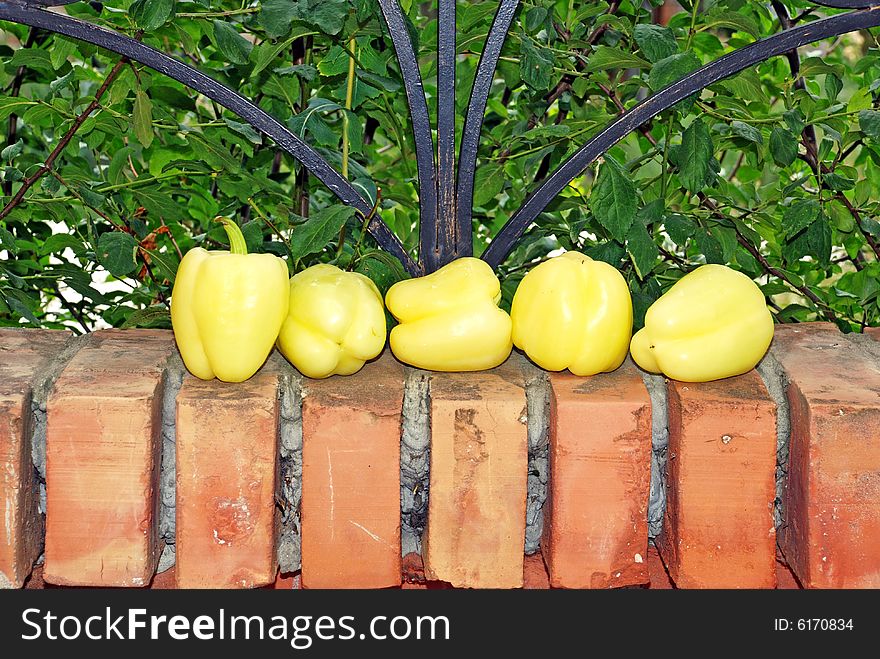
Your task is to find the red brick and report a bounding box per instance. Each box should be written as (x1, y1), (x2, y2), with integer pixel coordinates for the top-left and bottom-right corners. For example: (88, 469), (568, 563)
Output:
(301, 352), (404, 588)
(522, 552), (550, 589)
(658, 371), (777, 588)
(423, 358), (528, 588)
(646, 544), (673, 589)
(542, 361), (651, 589)
(175, 371), (280, 588)
(0, 329), (70, 588)
(772, 323), (880, 588)
(44, 330), (173, 586)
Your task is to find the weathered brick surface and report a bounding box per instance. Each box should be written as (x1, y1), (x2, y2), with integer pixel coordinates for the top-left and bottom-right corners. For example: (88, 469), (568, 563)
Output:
(301, 352), (404, 588)
(44, 330), (173, 587)
(772, 323), (880, 588)
(423, 357), (528, 588)
(0, 329), (70, 588)
(175, 371), (280, 588)
(542, 361), (651, 588)
(658, 371), (777, 588)
(522, 552), (550, 589)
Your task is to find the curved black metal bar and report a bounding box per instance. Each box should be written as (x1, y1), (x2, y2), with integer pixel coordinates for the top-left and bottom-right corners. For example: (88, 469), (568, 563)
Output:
(0, 0), (420, 275)
(436, 0), (457, 266)
(810, 0), (879, 7)
(456, 0), (519, 258)
(376, 0), (437, 273)
(482, 6), (880, 268)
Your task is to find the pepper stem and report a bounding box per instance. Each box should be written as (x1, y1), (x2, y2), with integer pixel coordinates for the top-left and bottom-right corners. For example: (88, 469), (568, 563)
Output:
(215, 217), (248, 255)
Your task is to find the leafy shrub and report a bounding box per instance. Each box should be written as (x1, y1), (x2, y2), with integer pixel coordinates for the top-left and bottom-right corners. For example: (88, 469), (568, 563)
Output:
(1, 0), (878, 333)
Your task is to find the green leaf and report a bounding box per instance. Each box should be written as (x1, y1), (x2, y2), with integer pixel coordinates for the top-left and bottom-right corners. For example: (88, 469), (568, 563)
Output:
(695, 230), (724, 264)
(590, 157), (638, 242)
(769, 127), (798, 167)
(306, 0), (350, 35)
(729, 121), (763, 144)
(186, 134), (241, 173)
(586, 46), (651, 72)
(525, 7), (548, 31)
(649, 52), (701, 91)
(317, 45), (351, 77)
(520, 37), (555, 90)
(783, 216), (831, 266)
(251, 35), (299, 77)
(678, 118), (712, 192)
(268, 0), (348, 36)
(784, 109), (805, 135)
(704, 10), (760, 39)
(664, 213), (693, 247)
(825, 74), (843, 100)
(718, 70), (768, 105)
(50, 37), (78, 71)
(354, 250), (409, 296)
(859, 110), (880, 139)
(129, 0), (175, 31)
(133, 90), (154, 149)
(224, 119), (262, 145)
(823, 172), (854, 191)
(473, 163), (505, 207)
(0, 226), (17, 255)
(134, 187), (183, 219)
(6, 292), (39, 326)
(241, 221), (264, 253)
(711, 226), (738, 262)
(783, 199), (820, 239)
(260, 0), (298, 38)
(7, 49), (54, 74)
(633, 24), (678, 64)
(627, 222), (659, 279)
(40, 233), (83, 256)
(289, 205), (357, 261)
(121, 306), (172, 329)
(97, 232), (139, 277)
(1, 139), (23, 161)
(0, 98), (36, 122)
(212, 20), (253, 66)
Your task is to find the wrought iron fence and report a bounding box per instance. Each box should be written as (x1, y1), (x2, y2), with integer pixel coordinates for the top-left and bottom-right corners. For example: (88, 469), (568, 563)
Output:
(2, 0), (880, 276)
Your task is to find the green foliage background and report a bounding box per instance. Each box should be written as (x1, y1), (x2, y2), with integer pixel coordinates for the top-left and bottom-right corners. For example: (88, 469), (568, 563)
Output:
(1, 0), (880, 333)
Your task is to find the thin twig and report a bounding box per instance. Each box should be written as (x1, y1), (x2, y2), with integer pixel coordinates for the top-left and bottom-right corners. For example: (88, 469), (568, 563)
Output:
(0, 33), (143, 222)
(698, 193), (840, 323)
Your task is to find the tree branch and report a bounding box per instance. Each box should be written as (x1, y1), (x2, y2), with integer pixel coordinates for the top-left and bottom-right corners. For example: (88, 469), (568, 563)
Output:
(0, 32), (143, 222)
(697, 192), (840, 323)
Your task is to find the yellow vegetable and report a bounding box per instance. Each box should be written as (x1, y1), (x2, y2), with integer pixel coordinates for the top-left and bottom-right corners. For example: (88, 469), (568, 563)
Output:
(385, 257), (512, 371)
(171, 218), (289, 383)
(629, 264), (773, 382)
(276, 264), (386, 378)
(511, 251), (632, 375)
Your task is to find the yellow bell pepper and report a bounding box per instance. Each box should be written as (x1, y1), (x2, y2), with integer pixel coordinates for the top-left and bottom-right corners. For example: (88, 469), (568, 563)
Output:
(276, 264), (386, 378)
(171, 217), (289, 383)
(385, 257), (512, 371)
(629, 264), (773, 382)
(511, 251), (632, 375)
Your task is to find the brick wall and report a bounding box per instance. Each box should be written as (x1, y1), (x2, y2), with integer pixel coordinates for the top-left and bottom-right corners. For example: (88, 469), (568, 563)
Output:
(1, 323), (878, 589)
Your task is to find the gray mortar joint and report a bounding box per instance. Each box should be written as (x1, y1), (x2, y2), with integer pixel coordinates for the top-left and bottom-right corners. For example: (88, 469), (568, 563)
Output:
(755, 350), (791, 534)
(642, 372), (669, 539)
(400, 368), (431, 558)
(521, 360), (550, 555)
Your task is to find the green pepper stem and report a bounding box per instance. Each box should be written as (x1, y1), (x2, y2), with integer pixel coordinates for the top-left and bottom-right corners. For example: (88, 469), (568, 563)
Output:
(215, 217), (248, 255)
